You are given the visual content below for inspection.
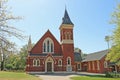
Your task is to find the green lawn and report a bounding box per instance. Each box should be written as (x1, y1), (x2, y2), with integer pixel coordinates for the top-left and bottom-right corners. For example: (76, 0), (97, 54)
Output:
(0, 71), (41, 80)
(71, 75), (120, 80)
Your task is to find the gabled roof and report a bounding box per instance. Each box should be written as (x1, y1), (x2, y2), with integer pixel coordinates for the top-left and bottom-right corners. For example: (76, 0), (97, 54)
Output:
(82, 50), (108, 62)
(30, 30), (61, 53)
(62, 9), (73, 25)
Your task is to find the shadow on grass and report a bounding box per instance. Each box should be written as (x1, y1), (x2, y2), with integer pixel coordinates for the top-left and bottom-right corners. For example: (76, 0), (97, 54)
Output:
(85, 75), (106, 78)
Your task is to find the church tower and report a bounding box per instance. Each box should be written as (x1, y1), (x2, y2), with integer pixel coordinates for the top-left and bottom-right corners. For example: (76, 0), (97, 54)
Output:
(59, 9), (75, 72)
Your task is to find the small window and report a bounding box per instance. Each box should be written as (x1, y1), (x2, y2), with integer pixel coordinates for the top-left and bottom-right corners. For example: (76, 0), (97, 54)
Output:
(33, 59), (40, 67)
(104, 61), (108, 68)
(77, 64), (80, 69)
(33, 59), (36, 66)
(58, 59), (62, 66)
(67, 57), (71, 66)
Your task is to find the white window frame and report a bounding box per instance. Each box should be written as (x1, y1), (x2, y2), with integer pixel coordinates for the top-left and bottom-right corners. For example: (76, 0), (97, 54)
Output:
(104, 61), (108, 68)
(43, 37), (54, 53)
(33, 59), (40, 67)
(67, 57), (71, 66)
(58, 59), (62, 66)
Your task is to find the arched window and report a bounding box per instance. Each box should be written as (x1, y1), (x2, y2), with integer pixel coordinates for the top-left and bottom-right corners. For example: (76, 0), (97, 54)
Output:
(104, 61), (108, 68)
(67, 57), (71, 66)
(33, 59), (40, 67)
(64, 31), (71, 40)
(33, 59), (36, 66)
(51, 43), (53, 52)
(58, 59), (62, 66)
(47, 40), (50, 52)
(43, 43), (46, 52)
(43, 37), (54, 53)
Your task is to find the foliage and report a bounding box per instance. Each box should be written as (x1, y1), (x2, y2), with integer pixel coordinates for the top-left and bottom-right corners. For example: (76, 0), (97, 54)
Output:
(106, 3), (120, 65)
(71, 75), (120, 80)
(4, 44), (34, 71)
(105, 72), (120, 78)
(0, 71), (41, 80)
(0, 0), (25, 71)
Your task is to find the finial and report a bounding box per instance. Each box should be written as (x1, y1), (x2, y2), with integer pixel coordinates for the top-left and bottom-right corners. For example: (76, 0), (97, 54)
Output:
(65, 4), (67, 10)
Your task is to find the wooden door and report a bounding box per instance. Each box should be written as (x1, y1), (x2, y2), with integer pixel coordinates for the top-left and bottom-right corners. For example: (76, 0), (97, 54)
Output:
(47, 62), (52, 72)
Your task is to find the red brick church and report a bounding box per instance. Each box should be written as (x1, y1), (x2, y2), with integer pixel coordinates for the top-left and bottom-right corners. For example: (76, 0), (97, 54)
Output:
(26, 9), (77, 73)
(26, 9), (120, 73)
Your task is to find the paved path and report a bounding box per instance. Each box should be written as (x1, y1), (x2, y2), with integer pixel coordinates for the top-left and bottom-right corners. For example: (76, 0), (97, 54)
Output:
(37, 74), (77, 80)
(36, 72), (105, 80)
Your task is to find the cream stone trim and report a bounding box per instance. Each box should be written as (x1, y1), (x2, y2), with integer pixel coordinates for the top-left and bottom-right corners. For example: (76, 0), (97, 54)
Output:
(61, 40), (73, 44)
(45, 57), (54, 72)
(59, 24), (73, 30)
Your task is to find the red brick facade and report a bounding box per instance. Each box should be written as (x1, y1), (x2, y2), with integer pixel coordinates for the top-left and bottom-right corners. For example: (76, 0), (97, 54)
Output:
(26, 27), (76, 72)
(26, 9), (77, 73)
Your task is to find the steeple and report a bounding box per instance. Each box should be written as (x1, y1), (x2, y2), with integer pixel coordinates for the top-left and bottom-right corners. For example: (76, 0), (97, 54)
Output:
(62, 9), (73, 25)
(28, 35), (32, 52)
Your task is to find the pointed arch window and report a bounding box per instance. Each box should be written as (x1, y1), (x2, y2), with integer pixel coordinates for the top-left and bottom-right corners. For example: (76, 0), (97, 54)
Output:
(51, 43), (53, 52)
(67, 57), (71, 66)
(47, 40), (50, 52)
(43, 37), (54, 53)
(43, 43), (46, 52)
(33, 59), (40, 67)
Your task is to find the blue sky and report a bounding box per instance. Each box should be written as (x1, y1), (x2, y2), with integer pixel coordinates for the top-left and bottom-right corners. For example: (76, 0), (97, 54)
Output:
(8, 0), (120, 53)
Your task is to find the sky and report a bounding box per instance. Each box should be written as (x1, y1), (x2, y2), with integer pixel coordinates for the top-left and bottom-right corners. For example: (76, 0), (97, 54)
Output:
(7, 0), (120, 53)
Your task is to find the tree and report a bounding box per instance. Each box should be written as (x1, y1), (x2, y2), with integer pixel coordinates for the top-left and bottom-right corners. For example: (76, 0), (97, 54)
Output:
(0, 0), (24, 70)
(106, 4), (120, 66)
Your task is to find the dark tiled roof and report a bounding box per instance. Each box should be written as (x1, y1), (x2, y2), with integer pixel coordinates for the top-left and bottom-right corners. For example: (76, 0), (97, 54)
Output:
(30, 53), (63, 56)
(82, 50), (108, 62)
(62, 9), (73, 25)
(74, 52), (82, 62)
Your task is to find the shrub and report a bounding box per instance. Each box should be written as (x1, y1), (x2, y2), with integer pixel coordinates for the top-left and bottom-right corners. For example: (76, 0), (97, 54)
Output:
(105, 72), (120, 78)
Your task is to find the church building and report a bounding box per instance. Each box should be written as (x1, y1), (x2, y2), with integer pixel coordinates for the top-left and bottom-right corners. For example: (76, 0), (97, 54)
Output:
(26, 9), (79, 73)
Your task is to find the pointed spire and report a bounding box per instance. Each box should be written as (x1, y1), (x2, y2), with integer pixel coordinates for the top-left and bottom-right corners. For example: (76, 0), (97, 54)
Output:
(62, 8), (73, 25)
(28, 35), (32, 52)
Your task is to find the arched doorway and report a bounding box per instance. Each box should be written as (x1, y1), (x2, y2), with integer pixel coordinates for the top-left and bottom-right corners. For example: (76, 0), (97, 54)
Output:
(45, 57), (54, 72)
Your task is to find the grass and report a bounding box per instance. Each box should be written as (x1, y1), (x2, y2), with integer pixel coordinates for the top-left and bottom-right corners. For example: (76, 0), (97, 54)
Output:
(0, 71), (41, 80)
(71, 75), (120, 80)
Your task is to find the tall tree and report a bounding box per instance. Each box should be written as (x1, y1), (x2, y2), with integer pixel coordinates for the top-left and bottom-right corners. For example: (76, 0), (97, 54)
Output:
(0, 0), (24, 70)
(106, 3), (120, 65)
